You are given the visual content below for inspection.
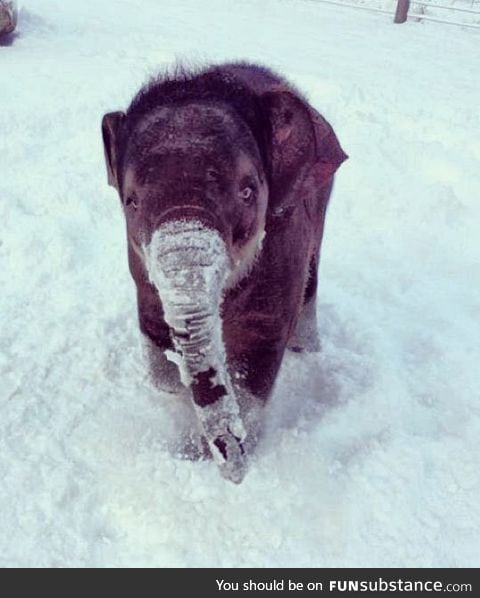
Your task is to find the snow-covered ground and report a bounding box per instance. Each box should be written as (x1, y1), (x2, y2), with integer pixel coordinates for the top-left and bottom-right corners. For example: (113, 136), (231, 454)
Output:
(1, 0), (479, 568)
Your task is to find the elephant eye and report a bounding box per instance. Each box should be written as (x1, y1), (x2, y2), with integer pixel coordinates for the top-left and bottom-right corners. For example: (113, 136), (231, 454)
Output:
(125, 194), (138, 209)
(239, 185), (256, 205)
(206, 168), (221, 182)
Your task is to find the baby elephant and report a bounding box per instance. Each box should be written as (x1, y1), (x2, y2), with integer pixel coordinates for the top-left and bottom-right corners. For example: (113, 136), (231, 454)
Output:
(101, 62), (347, 483)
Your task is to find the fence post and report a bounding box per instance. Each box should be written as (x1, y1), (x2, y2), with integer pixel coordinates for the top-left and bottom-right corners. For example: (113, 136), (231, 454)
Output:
(394, 0), (410, 23)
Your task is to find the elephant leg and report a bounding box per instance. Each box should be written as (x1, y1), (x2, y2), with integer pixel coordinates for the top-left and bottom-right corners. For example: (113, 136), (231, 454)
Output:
(288, 254), (320, 353)
(141, 327), (213, 460)
(229, 336), (288, 453)
(288, 297), (320, 353)
(141, 333), (183, 394)
(135, 282), (184, 393)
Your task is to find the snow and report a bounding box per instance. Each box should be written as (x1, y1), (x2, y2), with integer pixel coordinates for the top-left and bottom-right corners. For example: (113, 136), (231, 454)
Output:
(1, 0), (479, 567)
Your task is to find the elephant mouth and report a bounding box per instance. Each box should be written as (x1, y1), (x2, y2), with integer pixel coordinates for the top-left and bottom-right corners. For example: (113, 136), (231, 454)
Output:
(154, 205), (224, 240)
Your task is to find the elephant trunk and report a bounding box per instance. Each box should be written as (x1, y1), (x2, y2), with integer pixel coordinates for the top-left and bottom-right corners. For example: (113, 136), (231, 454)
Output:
(144, 220), (247, 483)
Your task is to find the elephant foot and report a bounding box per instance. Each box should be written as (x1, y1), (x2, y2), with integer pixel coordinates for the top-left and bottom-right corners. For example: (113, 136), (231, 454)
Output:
(172, 431), (212, 461)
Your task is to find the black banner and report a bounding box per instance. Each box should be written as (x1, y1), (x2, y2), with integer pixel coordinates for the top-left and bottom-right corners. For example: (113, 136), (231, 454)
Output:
(7, 568), (477, 595)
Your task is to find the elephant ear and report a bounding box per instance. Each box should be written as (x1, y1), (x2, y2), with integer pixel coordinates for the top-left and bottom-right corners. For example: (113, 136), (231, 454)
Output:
(262, 89), (347, 209)
(101, 111), (125, 191)
(309, 107), (348, 184)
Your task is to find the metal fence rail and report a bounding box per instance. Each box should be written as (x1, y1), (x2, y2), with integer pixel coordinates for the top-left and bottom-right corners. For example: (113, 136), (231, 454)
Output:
(413, 1), (480, 15)
(409, 13), (480, 27)
(407, 0), (480, 28)
(302, 0), (394, 15)
(305, 0), (480, 30)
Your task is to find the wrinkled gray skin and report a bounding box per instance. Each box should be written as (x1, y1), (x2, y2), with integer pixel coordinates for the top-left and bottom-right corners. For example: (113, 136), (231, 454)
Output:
(101, 63), (347, 483)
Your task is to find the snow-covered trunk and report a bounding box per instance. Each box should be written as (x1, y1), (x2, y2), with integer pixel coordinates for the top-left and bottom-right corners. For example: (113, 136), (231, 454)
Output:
(144, 221), (247, 483)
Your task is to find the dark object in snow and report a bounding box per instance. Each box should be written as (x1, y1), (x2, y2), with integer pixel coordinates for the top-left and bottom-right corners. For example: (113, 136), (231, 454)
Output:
(101, 62), (347, 483)
(0, 1), (17, 36)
